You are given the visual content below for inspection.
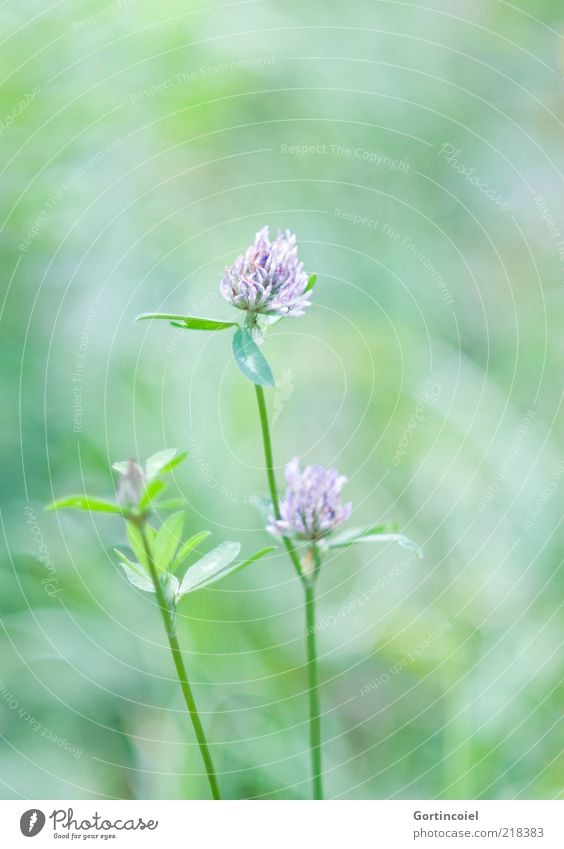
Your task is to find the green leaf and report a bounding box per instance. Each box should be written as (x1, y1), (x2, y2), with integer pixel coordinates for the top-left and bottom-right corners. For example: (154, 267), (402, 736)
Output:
(179, 541), (241, 595)
(228, 546), (275, 577)
(232, 327), (274, 387)
(122, 564), (155, 592)
(156, 498), (188, 511)
(127, 523), (149, 568)
(172, 530), (212, 572)
(325, 527), (364, 547)
(115, 548), (141, 572)
(305, 273), (317, 292)
(115, 550), (155, 592)
(179, 544), (275, 595)
(139, 479), (166, 508)
(146, 449), (178, 479)
(363, 534), (423, 558)
(46, 496), (123, 515)
(327, 523), (398, 547)
(329, 530), (422, 558)
(137, 313), (238, 331)
(160, 450), (187, 474)
(154, 511), (184, 572)
(145, 448), (187, 480)
(363, 522), (399, 535)
(145, 524), (157, 552)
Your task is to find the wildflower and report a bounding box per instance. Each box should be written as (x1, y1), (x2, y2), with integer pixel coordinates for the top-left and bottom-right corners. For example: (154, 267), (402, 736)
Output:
(220, 227), (311, 320)
(47, 447), (274, 802)
(267, 457), (352, 542)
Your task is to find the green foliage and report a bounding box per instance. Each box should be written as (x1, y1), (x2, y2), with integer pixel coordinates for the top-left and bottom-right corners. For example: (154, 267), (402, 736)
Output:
(145, 449), (188, 479)
(117, 528), (273, 601)
(179, 543), (275, 595)
(46, 496), (123, 515)
(232, 327), (275, 387)
(327, 525), (423, 558)
(172, 530), (212, 572)
(137, 313), (237, 331)
(114, 550), (155, 592)
(153, 511), (185, 572)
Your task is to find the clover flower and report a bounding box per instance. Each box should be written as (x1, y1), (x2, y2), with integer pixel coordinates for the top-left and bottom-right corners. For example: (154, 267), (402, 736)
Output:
(267, 457), (352, 542)
(220, 227), (311, 319)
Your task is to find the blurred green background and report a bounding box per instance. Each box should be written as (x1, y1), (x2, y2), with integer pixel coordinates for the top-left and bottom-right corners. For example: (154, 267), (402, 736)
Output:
(1, 0), (563, 800)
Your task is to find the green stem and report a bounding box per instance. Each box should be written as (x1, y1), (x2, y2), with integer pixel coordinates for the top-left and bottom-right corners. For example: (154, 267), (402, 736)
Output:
(254, 385), (302, 578)
(137, 522), (221, 800)
(304, 579), (323, 800)
(254, 384), (324, 799)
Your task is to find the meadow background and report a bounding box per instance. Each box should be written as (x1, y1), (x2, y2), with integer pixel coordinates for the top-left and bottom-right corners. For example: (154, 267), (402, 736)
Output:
(1, 0), (563, 799)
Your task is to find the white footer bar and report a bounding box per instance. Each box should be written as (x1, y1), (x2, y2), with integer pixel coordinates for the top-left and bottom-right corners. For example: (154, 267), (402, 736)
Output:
(2, 800), (562, 848)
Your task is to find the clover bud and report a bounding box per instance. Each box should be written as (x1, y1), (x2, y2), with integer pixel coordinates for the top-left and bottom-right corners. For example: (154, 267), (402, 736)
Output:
(117, 459), (145, 510)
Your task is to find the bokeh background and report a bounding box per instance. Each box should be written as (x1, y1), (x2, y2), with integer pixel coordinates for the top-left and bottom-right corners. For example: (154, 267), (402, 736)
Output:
(1, 0), (563, 800)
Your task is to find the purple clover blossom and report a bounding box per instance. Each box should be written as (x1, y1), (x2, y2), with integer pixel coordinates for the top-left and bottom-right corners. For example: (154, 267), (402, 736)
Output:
(117, 459), (145, 509)
(220, 227), (311, 319)
(268, 457), (352, 542)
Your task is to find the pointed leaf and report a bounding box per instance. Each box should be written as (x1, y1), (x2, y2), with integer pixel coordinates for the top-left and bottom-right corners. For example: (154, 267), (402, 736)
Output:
(145, 449), (187, 480)
(140, 479), (166, 508)
(126, 523), (150, 568)
(146, 449), (178, 479)
(226, 546), (276, 578)
(330, 531), (422, 558)
(173, 530), (212, 572)
(305, 273), (317, 292)
(363, 522), (399, 535)
(232, 327), (274, 387)
(115, 550), (155, 592)
(360, 533), (423, 558)
(114, 548), (142, 572)
(327, 523), (398, 547)
(137, 313), (237, 331)
(154, 511), (184, 572)
(159, 450), (187, 474)
(122, 564), (156, 592)
(145, 524), (157, 551)
(179, 544), (274, 595)
(179, 541), (241, 595)
(46, 496), (123, 514)
(156, 498), (188, 511)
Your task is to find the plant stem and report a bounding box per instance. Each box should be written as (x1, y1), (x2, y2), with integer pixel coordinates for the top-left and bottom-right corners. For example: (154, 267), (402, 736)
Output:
(254, 385), (302, 578)
(304, 579), (323, 800)
(137, 522), (221, 800)
(254, 384), (324, 799)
